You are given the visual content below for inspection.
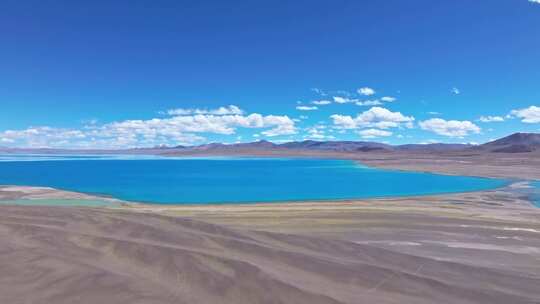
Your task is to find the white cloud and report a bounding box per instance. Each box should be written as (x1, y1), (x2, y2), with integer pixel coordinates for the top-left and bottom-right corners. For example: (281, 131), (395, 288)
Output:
(312, 100), (331, 105)
(356, 107), (414, 129)
(296, 105), (318, 111)
(478, 116), (505, 123)
(529, 0), (540, 4)
(333, 96), (386, 106)
(510, 106), (540, 123)
(380, 96), (396, 102)
(330, 115), (357, 129)
(356, 100), (382, 106)
(419, 118), (480, 137)
(0, 127), (88, 148)
(166, 105), (244, 116)
(331, 107), (415, 130)
(335, 95), (395, 107)
(333, 96), (354, 104)
(305, 125), (334, 140)
(0, 109), (297, 148)
(259, 115), (297, 136)
(104, 113), (296, 138)
(451, 87), (461, 95)
(358, 87), (376, 96)
(357, 129), (392, 139)
(427, 111), (441, 115)
(0, 138), (14, 143)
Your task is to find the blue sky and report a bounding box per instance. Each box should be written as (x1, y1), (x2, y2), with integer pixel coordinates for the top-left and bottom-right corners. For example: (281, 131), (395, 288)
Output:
(1, 0), (539, 148)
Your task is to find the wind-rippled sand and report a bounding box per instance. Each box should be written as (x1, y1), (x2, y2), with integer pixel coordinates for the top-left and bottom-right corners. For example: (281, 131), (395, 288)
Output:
(1, 184), (540, 304)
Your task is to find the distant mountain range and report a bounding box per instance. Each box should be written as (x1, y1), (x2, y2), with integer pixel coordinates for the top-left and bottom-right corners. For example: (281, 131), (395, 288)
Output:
(473, 133), (540, 153)
(1, 133), (539, 155)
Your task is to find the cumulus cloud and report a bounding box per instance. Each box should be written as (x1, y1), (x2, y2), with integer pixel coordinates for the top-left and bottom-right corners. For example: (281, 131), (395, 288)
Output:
(296, 105), (318, 111)
(529, 0), (540, 4)
(510, 106), (540, 123)
(96, 114), (297, 140)
(330, 115), (357, 129)
(312, 100), (331, 105)
(451, 87), (461, 95)
(357, 129), (392, 139)
(331, 107), (415, 130)
(259, 115), (297, 136)
(333, 95), (394, 107)
(166, 105), (244, 116)
(0, 127), (87, 148)
(305, 125), (334, 140)
(355, 100), (382, 106)
(0, 109), (297, 148)
(333, 96), (354, 104)
(478, 116), (505, 123)
(356, 107), (414, 129)
(334, 96), (373, 104)
(419, 118), (480, 137)
(358, 87), (376, 96)
(380, 96), (397, 102)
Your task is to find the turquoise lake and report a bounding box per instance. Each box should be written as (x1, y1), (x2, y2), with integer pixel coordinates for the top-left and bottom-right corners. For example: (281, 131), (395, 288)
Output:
(0, 155), (508, 204)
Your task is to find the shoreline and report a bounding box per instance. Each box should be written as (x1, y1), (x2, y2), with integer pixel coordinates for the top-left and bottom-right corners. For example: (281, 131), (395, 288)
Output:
(2, 181), (539, 239)
(0, 179), (537, 213)
(0, 176), (519, 209)
(0, 153), (529, 207)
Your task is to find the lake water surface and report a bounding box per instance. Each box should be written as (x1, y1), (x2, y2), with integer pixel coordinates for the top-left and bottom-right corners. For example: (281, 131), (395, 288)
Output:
(0, 155), (508, 204)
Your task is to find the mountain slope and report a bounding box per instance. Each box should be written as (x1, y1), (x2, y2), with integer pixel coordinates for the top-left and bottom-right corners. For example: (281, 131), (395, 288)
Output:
(278, 140), (392, 152)
(478, 133), (540, 153)
(2, 133), (539, 155)
(396, 143), (472, 152)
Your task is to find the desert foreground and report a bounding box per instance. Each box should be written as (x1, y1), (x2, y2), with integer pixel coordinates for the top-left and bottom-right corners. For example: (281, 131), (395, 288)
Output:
(1, 179), (540, 304)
